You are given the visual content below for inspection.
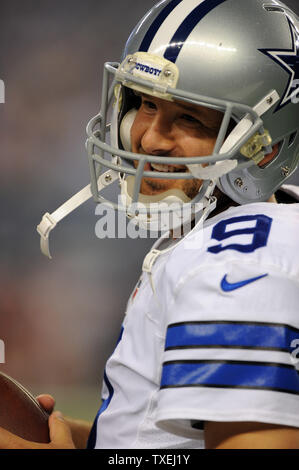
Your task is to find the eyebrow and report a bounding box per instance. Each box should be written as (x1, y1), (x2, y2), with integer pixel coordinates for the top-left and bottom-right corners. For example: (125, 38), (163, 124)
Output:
(141, 93), (220, 123)
(141, 93), (201, 115)
(175, 100), (208, 117)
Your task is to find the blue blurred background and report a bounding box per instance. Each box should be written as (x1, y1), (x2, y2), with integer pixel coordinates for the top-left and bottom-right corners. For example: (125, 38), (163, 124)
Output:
(0, 0), (298, 422)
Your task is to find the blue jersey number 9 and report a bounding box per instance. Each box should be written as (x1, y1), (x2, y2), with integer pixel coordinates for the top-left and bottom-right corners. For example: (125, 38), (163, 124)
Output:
(208, 214), (273, 254)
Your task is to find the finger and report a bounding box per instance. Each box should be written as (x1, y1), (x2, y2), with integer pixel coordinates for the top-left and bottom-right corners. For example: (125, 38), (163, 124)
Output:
(48, 411), (75, 449)
(0, 426), (40, 449)
(36, 394), (55, 413)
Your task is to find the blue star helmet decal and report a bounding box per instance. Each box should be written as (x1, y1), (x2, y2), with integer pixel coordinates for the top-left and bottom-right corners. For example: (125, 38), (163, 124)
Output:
(259, 16), (299, 113)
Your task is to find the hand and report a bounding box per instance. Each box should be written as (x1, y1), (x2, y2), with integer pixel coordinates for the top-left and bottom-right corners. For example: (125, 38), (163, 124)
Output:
(0, 393), (75, 449)
(37, 393), (92, 449)
(36, 393), (56, 414)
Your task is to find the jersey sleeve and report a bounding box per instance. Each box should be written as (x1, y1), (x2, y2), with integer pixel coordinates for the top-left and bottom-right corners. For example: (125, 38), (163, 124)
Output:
(155, 261), (299, 440)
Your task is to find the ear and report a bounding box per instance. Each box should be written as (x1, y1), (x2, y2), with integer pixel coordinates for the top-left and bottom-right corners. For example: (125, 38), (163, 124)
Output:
(119, 108), (138, 151)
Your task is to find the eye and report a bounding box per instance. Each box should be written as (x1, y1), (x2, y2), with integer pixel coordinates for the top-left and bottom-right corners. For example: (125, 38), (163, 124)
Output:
(179, 113), (204, 128)
(178, 113), (219, 136)
(181, 114), (200, 124)
(142, 98), (157, 111)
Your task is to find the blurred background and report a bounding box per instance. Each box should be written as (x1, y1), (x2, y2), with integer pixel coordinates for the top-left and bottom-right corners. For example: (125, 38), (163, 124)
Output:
(0, 0), (298, 424)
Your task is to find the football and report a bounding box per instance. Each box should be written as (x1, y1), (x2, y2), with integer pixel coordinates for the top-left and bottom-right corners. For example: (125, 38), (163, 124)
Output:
(0, 371), (49, 443)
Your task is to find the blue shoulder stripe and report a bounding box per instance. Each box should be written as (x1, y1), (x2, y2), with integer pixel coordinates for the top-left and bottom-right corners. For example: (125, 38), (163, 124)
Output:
(165, 321), (299, 352)
(160, 360), (299, 395)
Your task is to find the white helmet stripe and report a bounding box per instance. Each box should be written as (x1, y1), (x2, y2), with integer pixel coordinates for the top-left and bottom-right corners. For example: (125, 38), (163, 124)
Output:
(163, 0), (228, 62)
(139, 0), (183, 53)
(148, 0), (206, 57)
(140, 0), (228, 63)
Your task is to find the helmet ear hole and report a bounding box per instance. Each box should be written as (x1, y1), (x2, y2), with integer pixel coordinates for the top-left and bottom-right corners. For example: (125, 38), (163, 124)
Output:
(258, 143), (280, 168)
(119, 108), (138, 151)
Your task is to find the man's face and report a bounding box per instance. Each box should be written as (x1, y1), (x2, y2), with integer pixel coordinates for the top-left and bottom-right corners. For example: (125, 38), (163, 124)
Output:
(131, 93), (223, 199)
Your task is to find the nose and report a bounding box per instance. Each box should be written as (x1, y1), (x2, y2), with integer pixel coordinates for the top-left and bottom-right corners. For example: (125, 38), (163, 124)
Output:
(141, 116), (175, 156)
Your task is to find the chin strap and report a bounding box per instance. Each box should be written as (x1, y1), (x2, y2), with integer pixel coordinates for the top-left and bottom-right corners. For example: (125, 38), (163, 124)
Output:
(37, 170), (118, 259)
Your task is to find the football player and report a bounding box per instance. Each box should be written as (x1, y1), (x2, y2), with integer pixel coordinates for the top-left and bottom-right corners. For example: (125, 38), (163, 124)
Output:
(1, 0), (299, 449)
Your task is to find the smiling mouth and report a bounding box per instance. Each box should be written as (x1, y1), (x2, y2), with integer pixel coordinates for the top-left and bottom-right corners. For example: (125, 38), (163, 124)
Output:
(149, 163), (187, 173)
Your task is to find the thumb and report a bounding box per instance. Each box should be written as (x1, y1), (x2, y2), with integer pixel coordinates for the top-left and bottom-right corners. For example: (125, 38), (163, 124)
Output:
(48, 411), (75, 449)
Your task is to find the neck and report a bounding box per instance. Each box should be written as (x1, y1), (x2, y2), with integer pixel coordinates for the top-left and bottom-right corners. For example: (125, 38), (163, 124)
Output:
(268, 194), (277, 203)
(211, 189), (278, 215)
(208, 187), (238, 217)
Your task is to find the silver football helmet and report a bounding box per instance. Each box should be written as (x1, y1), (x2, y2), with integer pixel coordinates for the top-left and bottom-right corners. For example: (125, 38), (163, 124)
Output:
(87, 0), (298, 216)
(38, 0), (299, 256)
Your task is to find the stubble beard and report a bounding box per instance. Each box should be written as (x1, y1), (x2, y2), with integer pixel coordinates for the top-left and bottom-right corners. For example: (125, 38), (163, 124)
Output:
(141, 177), (202, 200)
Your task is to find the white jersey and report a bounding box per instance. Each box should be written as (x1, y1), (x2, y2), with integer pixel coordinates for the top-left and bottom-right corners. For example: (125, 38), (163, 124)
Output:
(88, 186), (299, 449)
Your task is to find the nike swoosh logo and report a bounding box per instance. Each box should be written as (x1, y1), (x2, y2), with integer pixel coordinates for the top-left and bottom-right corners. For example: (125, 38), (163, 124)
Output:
(221, 273), (268, 292)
